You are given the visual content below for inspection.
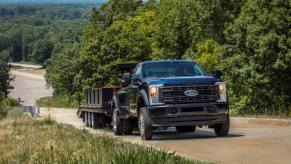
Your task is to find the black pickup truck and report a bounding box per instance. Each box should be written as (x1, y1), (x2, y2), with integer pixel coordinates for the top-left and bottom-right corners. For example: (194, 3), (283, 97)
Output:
(112, 60), (229, 140)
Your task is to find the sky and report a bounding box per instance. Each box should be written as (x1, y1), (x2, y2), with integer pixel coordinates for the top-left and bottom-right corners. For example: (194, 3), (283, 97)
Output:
(0, 0), (107, 4)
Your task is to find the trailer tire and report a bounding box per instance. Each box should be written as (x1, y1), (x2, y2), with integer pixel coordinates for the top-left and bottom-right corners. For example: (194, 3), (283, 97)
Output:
(124, 119), (133, 135)
(97, 115), (106, 128)
(85, 112), (89, 127)
(82, 112), (85, 123)
(88, 112), (92, 127)
(113, 109), (123, 135)
(92, 113), (98, 129)
(139, 107), (152, 140)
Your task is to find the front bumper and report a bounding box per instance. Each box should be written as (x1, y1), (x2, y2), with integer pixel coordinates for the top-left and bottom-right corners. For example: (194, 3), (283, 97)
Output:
(147, 103), (228, 127)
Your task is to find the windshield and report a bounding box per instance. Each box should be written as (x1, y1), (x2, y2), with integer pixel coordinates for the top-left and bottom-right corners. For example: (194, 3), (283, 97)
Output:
(143, 61), (206, 78)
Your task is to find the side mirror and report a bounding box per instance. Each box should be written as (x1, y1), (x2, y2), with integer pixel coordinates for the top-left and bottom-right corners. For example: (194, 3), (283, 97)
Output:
(213, 70), (223, 79)
(122, 73), (131, 86)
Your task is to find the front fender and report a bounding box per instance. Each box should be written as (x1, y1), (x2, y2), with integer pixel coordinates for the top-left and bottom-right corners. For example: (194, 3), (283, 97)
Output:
(138, 89), (149, 106)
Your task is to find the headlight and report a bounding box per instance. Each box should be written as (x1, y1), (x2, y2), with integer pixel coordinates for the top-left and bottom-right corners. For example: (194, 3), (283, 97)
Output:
(215, 82), (227, 102)
(149, 85), (163, 105)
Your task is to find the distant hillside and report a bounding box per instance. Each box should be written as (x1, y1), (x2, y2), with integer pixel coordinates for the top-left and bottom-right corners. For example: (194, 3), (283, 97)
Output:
(0, 0), (107, 4)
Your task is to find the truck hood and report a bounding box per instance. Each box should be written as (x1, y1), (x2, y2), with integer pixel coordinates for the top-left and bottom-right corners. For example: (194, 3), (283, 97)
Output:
(144, 76), (222, 86)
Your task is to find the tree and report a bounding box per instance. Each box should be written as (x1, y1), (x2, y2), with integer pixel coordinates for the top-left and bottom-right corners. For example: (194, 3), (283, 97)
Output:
(222, 0), (291, 115)
(78, 9), (157, 88)
(45, 44), (80, 99)
(152, 0), (226, 60)
(0, 50), (10, 100)
(183, 39), (221, 74)
(32, 39), (54, 65)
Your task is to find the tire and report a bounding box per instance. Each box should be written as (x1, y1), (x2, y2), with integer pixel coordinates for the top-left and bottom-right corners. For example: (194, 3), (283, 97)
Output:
(97, 115), (106, 128)
(82, 112), (85, 123)
(85, 112), (89, 127)
(176, 126), (196, 133)
(112, 109), (123, 135)
(124, 119), (133, 135)
(139, 107), (152, 140)
(214, 115), (230, 136)
(88, 112), (93, 128)
(92, 113), (98, 129)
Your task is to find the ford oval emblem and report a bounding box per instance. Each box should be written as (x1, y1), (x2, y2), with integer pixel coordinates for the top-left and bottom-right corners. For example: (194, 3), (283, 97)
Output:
(184, 90), (199, 97)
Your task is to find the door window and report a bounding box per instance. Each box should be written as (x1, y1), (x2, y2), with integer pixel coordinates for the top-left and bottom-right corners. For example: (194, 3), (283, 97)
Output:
(133, 65), (141, 78)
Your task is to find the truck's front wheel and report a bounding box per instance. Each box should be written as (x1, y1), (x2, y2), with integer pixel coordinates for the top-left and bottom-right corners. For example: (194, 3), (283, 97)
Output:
(139, 107), (152, 140)
(112, 109), (123, 135)
(214, 114), (230, 136)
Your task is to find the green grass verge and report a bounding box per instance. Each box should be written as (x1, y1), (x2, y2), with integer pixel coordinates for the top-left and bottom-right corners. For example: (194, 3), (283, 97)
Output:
(0, 109), (208, 164)
(36, 96), (79, 108)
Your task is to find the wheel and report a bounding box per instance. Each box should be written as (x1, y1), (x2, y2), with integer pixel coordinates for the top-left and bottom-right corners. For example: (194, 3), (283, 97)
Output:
(124, 119), (133, 135)
(85, 112), (89, 127)
(97, 115), (106, 128)
(88, 112), (92, 128)
(176, 126), (196, 133)
(92, 113), (98, 129)
(112, 109), (123, 135)
(139, 107), (152, 140)
(91, 113), (95, 128)
(82, 112), (85, 123)
(214, 114), (230, 136)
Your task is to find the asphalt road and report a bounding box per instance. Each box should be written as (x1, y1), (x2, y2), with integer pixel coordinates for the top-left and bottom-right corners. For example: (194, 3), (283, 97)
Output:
(9, 70), (53, 106)
(10, 70), (291, 164)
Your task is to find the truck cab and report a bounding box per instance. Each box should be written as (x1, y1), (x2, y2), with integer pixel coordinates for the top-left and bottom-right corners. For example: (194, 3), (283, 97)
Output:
(112, 60), (229, 140)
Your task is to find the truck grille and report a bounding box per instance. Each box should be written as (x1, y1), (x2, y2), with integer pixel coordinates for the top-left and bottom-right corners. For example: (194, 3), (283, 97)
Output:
(160, 85), (218, 104)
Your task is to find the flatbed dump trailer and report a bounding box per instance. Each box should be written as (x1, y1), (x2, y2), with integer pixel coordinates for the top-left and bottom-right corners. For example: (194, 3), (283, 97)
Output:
(77, 87), (117, 128)
(77, 63), (137, 129)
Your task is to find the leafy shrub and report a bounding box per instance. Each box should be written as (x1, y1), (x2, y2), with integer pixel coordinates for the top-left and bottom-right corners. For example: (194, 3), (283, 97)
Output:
(0, 97), (17, 119)
(36, 96), (79, 108)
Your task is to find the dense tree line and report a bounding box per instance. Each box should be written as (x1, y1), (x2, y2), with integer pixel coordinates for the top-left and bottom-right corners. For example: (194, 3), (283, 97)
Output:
(0, 4), (94, 65)
(0, 51), (10, 101)
(46, 0), (290, 116)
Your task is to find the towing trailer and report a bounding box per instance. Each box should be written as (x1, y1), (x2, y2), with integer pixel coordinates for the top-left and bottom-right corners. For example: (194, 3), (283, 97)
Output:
(77, 88), (115, 128)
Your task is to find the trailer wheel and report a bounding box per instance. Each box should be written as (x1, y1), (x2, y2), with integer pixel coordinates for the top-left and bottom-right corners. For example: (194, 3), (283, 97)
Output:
(85, 112), (89, 127)
(88, 113), (91, 127)
(82, 112), (85, 123)
(97, 115), (106, 128)
(92, 113), (98, 129)
(113, 109), (123, 135)
(90, 112), (94, 128)
(124, 119), (133, 135)
(139, 107), (152, 140)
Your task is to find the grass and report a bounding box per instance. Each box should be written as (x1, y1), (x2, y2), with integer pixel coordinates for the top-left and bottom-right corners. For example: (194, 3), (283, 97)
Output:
(36, 96), (79, 108)
(0, 109), (208, 164)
